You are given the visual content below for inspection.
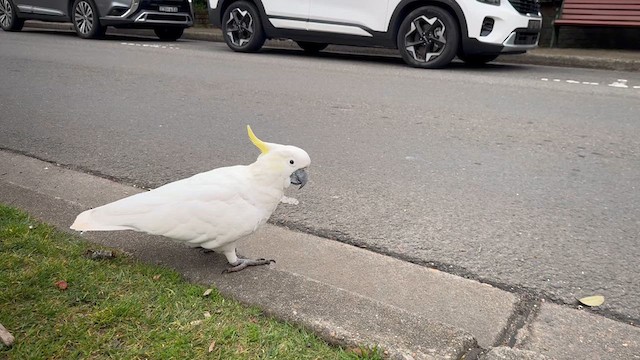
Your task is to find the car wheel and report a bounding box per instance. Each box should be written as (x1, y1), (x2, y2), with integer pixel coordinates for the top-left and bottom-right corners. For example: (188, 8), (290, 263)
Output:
(154, 27), (184, 41)
(397, 6), (459, 69)
(296, 41), (328, 54)
(222, 1), (265, 52)
(0, 0), (24, 32)
(72, 0), (106, 39)
(458, 53), (500, 65)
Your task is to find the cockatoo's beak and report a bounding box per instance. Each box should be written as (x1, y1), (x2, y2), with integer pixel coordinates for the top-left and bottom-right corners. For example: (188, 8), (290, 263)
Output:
(290, 168), (308, 189)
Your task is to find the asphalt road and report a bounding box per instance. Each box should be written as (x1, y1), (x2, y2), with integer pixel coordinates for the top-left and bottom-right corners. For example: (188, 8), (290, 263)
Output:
(1, 28), (639, 324)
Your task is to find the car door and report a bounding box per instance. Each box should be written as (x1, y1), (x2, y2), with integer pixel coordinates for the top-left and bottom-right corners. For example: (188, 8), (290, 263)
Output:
(26, 0), (68, 16)
(261, 0), (310, 30)
(307, 0), (389, 36)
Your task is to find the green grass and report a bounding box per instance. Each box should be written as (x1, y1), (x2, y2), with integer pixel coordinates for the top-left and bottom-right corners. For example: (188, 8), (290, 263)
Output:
(0, 205), (381, 359)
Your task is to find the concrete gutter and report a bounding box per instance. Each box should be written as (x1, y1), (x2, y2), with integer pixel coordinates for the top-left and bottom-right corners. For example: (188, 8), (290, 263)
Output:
(22, 21), (640, 72)
(2, 149), (640, 359)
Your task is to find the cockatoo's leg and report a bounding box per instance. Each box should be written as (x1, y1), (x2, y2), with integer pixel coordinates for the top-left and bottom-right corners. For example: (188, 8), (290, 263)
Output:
(222, 249), (274, 273)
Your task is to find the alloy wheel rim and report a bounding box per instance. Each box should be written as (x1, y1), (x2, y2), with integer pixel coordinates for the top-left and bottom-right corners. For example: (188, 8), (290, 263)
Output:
(225, 8), (253, 46)
(74, 1), (94, 35)
(0, 0), (12, 28)
(404, 15), (447, 63)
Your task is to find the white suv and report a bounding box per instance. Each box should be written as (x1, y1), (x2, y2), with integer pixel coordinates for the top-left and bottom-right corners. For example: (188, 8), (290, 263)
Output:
(207, 0), (541, 68)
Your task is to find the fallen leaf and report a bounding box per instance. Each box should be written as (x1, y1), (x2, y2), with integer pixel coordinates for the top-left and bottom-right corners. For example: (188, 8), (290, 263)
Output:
(203, 288), (213, 297)
(208, 340), (216, 352)
(347, 347), (363, 356)
(204, 312), (211, 319)
(578, 295), (605, 307)
(152, 274), (161, 281)
(190, 320), (202, 326)
(55, 280), (68, 290)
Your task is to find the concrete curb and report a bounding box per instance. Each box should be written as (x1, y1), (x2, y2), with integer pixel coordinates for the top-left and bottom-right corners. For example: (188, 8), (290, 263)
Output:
(21, 21), (640, 72)
(495, 52), (640, 72)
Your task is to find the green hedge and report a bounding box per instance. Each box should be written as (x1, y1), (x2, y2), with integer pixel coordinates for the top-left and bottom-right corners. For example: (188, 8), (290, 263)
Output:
(193, 0), (207, 12)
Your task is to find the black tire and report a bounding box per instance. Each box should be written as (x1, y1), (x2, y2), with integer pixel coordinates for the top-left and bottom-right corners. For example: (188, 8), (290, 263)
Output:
(397, 6), (459, 69)
(0, 0), (24, 32)
(154, 27), (184, 41)
(72, 0), (106, 39)
(458, 53), (500, 65)
(221, 1), (265, 52)
(296, 41), (328, 54)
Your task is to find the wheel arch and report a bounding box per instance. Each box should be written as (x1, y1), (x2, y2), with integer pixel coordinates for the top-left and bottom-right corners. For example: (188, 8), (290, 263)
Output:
(68, 0), (103, 20)
(388, 0), (467, 49)
(217, 0), (264, 25)
(5, 0), (24, 17)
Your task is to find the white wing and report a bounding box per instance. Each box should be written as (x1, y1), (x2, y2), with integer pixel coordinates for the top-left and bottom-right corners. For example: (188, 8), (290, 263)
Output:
(71, 165), (271, 249)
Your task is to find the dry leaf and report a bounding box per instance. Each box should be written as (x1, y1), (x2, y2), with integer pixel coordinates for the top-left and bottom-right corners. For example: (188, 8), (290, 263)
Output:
(204, 312), (211, 319)
(152, 274), (161, 281)
(578, 295), (605, 307)
(208, 340), (216, 352)
(55, 280), (68, 290)
(347, 347), (363, 356)
(203, 289), (213, 297)
(190, 320), (202, 326)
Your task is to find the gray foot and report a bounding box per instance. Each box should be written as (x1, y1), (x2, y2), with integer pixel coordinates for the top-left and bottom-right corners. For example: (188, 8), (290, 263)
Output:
(222, 258), (275, 273)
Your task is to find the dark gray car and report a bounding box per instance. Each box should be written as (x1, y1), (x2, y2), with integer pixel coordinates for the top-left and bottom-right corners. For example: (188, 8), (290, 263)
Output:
(0, 0), (193, 40)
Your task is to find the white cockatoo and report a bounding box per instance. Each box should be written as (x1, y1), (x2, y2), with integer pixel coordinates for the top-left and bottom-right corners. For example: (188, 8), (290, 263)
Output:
(71, 126), (310, 272)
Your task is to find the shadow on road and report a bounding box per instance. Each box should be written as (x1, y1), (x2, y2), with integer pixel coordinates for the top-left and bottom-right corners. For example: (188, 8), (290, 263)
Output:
(260, 47), (530, 73)
(22, 28), (170, 43)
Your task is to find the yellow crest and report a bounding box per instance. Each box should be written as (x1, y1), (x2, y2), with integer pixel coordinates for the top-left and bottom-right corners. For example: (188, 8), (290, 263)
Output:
(247, 125), (269, 154)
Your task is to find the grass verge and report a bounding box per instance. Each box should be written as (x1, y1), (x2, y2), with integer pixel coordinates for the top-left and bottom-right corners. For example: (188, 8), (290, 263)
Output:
(0, 205), (381, 359)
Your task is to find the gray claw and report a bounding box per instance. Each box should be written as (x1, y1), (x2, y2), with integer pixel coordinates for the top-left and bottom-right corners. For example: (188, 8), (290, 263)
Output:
(222, 258), (275, 274)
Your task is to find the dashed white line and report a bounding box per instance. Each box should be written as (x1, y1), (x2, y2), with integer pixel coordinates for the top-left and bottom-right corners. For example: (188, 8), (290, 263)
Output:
(120, 42), (180, 50)
(540, 78), (636, 90)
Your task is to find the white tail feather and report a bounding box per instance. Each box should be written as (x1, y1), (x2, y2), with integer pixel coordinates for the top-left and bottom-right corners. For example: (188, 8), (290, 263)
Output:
(70, 209), (132, 231)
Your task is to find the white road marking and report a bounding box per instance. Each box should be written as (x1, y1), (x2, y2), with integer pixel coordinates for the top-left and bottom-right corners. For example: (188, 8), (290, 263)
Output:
(608, 79), (628, 88)
(120, 42), (180, 50)
(541, 78), (636, 90)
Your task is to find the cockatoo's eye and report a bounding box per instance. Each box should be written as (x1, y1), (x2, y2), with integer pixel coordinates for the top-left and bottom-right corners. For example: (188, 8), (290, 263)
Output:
(289, 160), (295, 165)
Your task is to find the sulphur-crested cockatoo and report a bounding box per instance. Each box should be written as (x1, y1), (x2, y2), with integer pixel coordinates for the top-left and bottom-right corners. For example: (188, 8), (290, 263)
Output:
(71, 126), (310, 273)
